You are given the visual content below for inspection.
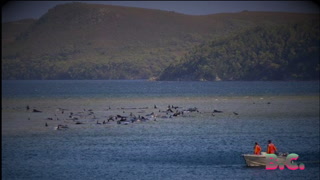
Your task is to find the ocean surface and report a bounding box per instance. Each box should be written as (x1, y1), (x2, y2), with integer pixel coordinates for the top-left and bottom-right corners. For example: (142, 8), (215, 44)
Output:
(2, 80), (320, 98)
(2, 80), (320, 180)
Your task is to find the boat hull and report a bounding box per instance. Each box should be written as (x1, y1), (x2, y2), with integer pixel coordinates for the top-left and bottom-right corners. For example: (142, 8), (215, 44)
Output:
(242, 154), (287, 167)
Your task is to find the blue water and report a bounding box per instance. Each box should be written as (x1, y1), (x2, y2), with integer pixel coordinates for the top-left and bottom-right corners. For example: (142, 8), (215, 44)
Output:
(2, 80), (320, 179)
(2, 80), (319, 98)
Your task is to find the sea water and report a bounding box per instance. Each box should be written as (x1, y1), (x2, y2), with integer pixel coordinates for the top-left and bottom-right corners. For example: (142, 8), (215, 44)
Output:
(2, 80), (319, 179)
(2, 80), (319, 98)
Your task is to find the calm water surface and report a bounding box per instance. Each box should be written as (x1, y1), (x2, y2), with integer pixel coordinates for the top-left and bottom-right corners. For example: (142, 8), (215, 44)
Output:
(2, 80), (319, 98)
(2, 80), (319, 179)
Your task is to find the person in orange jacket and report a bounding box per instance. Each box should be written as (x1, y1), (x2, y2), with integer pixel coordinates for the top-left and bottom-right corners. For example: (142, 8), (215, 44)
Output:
(267, 140), (277, 154)
(254, 142), (262, 155)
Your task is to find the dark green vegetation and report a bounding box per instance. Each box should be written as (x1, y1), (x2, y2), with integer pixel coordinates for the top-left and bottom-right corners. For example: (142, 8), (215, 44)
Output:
(160, 22), (319, 81)
(2, 2), (319, 80)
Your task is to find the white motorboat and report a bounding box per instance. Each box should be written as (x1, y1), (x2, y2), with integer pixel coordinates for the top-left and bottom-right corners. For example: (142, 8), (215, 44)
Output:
(242, 152), (287, 167)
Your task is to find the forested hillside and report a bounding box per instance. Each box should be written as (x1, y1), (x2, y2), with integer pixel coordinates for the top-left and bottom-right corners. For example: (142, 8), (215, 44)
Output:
(159, 20), (319, 81)
(2, 2), (319, 80)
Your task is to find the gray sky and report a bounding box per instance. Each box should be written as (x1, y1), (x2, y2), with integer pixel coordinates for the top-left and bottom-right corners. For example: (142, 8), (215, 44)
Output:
(2, 1), (319, 23)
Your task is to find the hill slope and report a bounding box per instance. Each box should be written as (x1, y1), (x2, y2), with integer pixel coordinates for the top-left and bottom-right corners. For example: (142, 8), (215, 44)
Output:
(159, 21), (319, 81)
(2, 18), (36, 45)
(2, 2), (319, 80)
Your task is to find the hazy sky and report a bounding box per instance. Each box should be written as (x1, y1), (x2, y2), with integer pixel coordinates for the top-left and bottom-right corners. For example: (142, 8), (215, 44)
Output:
(2, 1), (319, 23)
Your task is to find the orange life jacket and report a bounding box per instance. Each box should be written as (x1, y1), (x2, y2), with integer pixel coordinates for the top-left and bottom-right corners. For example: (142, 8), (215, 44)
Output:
(254, 145), (262, 155)
(267, 143), (277, 154)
